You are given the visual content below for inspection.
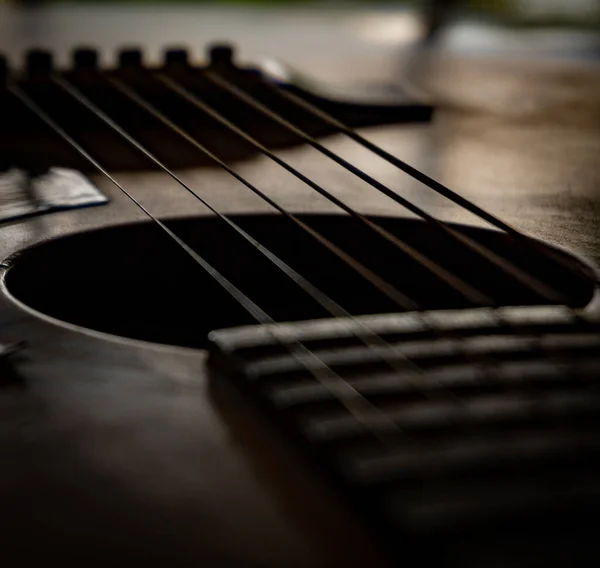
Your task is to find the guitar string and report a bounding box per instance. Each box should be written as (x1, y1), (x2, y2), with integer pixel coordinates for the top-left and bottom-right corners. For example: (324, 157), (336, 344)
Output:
(11, 71), (499, 437)
(106, 73), (420, 317)
(45, 70), (538, 438)
(11, 67), (590, 438)
(102, 68), (558, 419)
(203, 69), (568, 305)
(154, 68), (593, 397)
(255, 74), (600, 408)
(256, 73), (598, 351)
(6, 70), (600, 554)
(15, 71), (471, 431)
(54, 62), (508, 402)
(197, 68), (596, 382)
(253, 74), (597, 376)
(107, 70), (592, 418)
(60, 76), (413, 306)
(155, 72), (492, 308)
(101, 68), (564, 418)
(46, 69), (582, 416)
(114, 64), (597, 421)
(57, 69), (482, 410)
(11, 59), (600, 487)
(163, 65), (580, 360)
(102, 70), (455, 403)
(9, 81), (411, 446)
(104, 72), (467, 405)
(262, 79), (598, 286)
(109, 67), (583, 414)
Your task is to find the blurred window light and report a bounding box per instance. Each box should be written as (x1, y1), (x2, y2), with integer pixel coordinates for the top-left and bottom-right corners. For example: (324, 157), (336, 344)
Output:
(356, 12), (424, 47)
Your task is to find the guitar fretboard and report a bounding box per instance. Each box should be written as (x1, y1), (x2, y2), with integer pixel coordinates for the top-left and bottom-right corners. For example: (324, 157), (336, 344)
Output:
(210, 306), (600, 566)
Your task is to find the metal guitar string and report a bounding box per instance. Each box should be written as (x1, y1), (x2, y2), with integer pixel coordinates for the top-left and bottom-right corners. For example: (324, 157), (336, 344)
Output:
(200, 66), (590, 389)
(159, 65), (591, 392)
(204, 69), (568, 305)
(107, 75), (417, 312)
(203, 68), (591, 352)
(56, 69), (583, 418)
(256, 76), (595, 339)
(10, 69), (501, 441)
(151, 67), (589, 398)
(9, 81), (408, 446)
(52, 70), (448, 393)
(105, 72), (464, 404)
(157, 72), (492, 308)
(264, 80), (596, 285)
(14, 66), (493, 441)
(7, 58), (592, 443)
(106, 69), (585, 415)
(254, 75), (596, 358)
(5, 60), (600, 547)
(104, 69), (579, 414)
(51, 71), (475, 408)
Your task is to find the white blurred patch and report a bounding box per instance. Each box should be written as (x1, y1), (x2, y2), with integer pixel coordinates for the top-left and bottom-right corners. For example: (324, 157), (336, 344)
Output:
(0, 167), (107, 222)
(354, 12), (424, 46)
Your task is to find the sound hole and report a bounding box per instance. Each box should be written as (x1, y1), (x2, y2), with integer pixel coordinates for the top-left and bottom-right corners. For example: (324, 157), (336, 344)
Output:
(4, 214), (595, 349)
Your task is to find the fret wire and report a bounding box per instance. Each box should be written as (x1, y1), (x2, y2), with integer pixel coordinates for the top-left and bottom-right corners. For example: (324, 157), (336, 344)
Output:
(266, 82), (598, 286)
(205, 69), (568, 305)
(106, 73), (468, 405)
(156, 72), (493, 308)
(8, 81), (410, 447)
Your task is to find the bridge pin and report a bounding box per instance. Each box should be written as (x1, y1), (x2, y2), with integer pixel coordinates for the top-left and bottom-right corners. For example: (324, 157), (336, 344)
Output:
(26, 49), (53, 77)
(208, 43), (235, 68)
(164, 47), (189, 67)
(73, 47), (99, 71)
(118, 48), (144, 69)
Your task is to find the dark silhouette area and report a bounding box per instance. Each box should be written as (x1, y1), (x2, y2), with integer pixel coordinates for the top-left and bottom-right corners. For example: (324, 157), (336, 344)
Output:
(422, 0), (461, 43)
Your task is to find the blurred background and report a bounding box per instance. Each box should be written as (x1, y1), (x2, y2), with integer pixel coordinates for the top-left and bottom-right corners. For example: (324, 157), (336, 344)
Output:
(1, 1), (598, 80)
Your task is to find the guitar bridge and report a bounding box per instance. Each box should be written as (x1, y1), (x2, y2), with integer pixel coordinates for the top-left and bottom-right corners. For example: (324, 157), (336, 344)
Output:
(209, 307), (600, 566)
(0, 43), (432, 174)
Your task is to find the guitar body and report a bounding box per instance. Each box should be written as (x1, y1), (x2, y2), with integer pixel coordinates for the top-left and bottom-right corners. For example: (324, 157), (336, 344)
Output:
(1, 5), (600, 567)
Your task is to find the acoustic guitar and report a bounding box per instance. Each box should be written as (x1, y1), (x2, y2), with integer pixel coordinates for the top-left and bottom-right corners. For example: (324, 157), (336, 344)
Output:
(1, 14), (600, 568)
